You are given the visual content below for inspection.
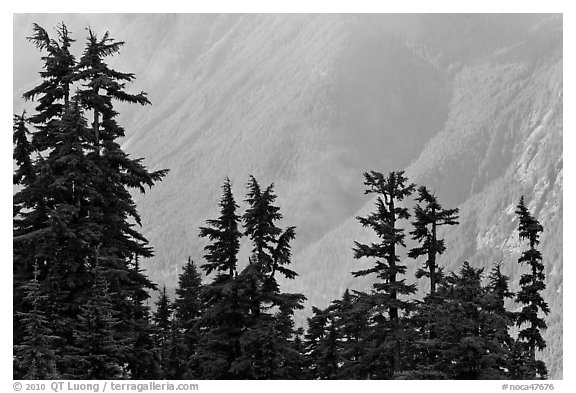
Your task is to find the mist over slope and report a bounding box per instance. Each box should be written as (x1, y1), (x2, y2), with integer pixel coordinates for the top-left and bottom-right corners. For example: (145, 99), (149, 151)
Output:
(13, 14), (562, 378)
(289, 15), (562, 377)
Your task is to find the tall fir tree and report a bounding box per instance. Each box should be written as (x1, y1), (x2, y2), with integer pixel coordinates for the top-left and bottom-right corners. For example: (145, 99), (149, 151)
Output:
(408, 186), (459, 295)
(241, 176), (302, 303)
(199, 178), (242, 277)
(173, 257), (203, 341)
(14, 24), (77, 347)
(15, 23), (77, 282)
(402, 186), (459, 379)
(72, 26), (168, 375)
(233, 176), (305, 379)
(190, 179), (244, 379)
(14, 24), (168, 379)
(513, 196), (549, 379)
(352, 170), (416, 378)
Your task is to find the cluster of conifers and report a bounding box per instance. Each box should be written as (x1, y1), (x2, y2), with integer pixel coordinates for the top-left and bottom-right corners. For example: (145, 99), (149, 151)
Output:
(13, 23), (549, 380)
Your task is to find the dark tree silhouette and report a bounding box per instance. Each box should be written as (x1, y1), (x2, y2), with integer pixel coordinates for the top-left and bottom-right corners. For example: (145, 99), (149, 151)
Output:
(409, 186), (459, 295)
(191, 179), (244, 379)
(170, 257), (203, 378)
(513, 196), (549, 379)
(13, 24), (168, 379)
(352, 170), (416, 378)
(232, 176), (305, 379)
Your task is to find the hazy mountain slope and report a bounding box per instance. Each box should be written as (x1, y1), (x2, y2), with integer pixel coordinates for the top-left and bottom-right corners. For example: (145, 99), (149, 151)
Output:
(290, 17), (562, 377)
(100, 14), (455, 282)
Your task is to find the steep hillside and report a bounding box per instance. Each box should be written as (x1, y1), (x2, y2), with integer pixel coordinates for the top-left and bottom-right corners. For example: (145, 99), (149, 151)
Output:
(289, 16), (562, 377)
(89, 14), (454, 281)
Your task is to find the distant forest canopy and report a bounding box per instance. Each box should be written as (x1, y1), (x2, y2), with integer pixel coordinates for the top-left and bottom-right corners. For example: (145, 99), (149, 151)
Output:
(13, 23), (551, 380)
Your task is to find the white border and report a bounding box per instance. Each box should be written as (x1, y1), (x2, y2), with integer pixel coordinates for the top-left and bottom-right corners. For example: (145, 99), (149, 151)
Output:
(4, 2), (573, 391)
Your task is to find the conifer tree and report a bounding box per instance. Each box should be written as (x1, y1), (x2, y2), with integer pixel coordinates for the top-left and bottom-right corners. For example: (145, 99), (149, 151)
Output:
(448, 262), (513, 379)
(15, 24), (76, 275)
(289, 328), (309, 379)
(191, 179), (244, 379)
(171, 257), (203, 379)
(73, 28), (150, 153)
(352, 170), (416, 378)
(409, 186), (459, 295)
(14, 263), (60, 379)
(329, 289), (370, 379)
(242, 176), (299, 281)
(304, 291), (371, 380)
(13, 113), (36, 190)
(483, 263), (516, 377)
(23, 23), (76, 137)
(174, 257), (203, 335)
(164, 315), (187, 380)
(353, 171), (416, 319)
(234, 312), (297, 379)
(486, 263), (515, 316)
(68, 266), (128, 379)
(233, 176), (305, 379)
(15, 99), (99, 361)
(13, 112), (41, 348)
(274, 316), (307, 379)
(304, 306), (330, 379)
(15, 23), (78, 295)
(14, 24), (168, 379)
(126, 256), (162, 379)
(407, 262), (512, 379)
(153, 286), (172, 378)
(318, 319), (340, 379)
(73, 27), (168, 374)
(199, 178), (242, 277)
(513, 196), (549, 379)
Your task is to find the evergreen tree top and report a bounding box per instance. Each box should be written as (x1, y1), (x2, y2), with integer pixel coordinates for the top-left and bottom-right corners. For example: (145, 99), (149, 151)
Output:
(445, 261), (484, 302)
(199, 178), (242, 277)
(362, 170), (416, 202)
(516, 196), (543, 247)
(154, 286), (172, 332)
(243, 176), (283, 249)
(242, 175), (298, 281)
(24, 23), (77, 126)
(75, 28), (135, 84)
(411, 186), (459, 228)
(487, 262), (514, 300)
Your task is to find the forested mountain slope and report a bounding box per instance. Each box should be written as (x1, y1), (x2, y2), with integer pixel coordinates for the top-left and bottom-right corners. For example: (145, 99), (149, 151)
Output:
(289, 15), (562, 377)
